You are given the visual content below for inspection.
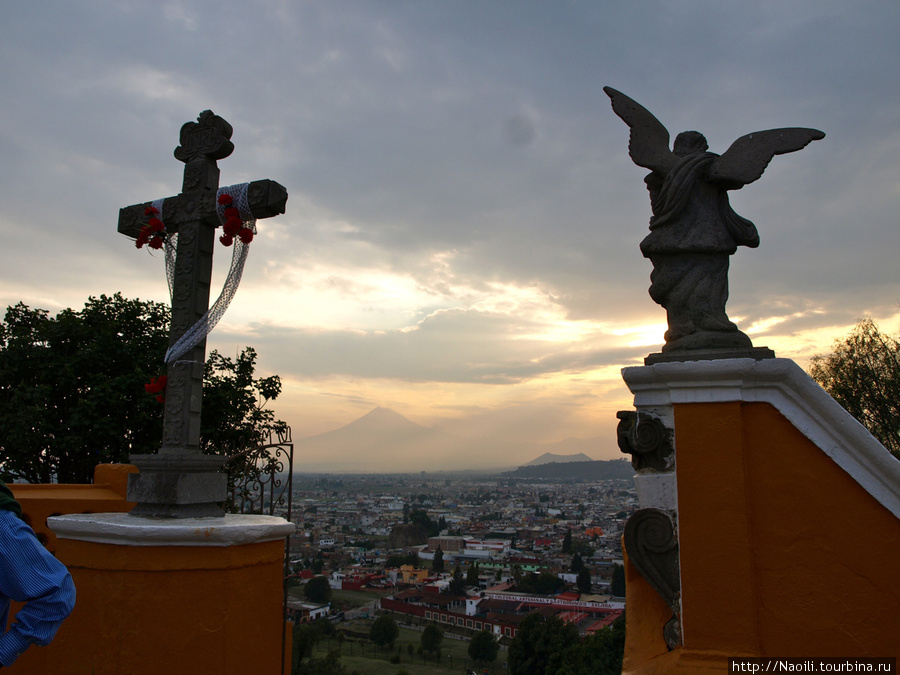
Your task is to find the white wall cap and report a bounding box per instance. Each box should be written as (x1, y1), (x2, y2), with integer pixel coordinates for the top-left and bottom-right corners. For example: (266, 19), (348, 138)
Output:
(622, 358), (900, 519)
(48, 512), (296, 547)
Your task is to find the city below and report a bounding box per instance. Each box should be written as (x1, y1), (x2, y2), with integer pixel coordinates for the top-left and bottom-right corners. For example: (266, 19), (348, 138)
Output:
(278, 455), (636, 642)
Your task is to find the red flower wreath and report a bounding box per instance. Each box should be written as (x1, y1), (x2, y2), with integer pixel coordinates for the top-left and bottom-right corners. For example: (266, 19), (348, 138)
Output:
(217, 193), (254, 246)
(136, 206), (167, 250)
(144, 374), (167, 403)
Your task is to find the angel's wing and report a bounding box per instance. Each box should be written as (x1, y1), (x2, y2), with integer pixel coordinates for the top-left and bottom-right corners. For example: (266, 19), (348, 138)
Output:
(708, 128), (825, 186)
(604, 87), (676, 174)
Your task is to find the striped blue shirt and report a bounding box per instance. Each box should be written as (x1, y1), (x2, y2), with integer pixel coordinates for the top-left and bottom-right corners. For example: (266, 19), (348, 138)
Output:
(0, 510), (76, 666)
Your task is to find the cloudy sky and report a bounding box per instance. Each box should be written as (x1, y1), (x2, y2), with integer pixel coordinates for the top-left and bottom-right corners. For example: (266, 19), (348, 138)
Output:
(2, 1), (898, 470)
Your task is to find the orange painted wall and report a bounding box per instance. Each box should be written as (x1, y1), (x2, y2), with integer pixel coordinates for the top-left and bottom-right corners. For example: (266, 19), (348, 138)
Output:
(675, 401), (900, 658)
(624, 401), (900, 672)
(11, 464), (137, 552)
(13, 537), (289, 674)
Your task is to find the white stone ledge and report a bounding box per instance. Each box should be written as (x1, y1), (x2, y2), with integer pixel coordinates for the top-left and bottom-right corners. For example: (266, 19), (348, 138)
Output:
(48, 513), (296, 547)
(622, 358), (900, 519)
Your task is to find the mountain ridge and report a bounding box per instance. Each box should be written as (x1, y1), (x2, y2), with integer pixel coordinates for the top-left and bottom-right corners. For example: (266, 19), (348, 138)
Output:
(295, 407), (610, 472)
(526, 452), (595, 466)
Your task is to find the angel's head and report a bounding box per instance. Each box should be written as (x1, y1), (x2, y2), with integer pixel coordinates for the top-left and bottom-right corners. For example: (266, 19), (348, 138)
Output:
(673, 131), (708, 157)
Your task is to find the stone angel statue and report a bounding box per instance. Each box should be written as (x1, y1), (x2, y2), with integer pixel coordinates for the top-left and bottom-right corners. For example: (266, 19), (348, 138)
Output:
(604, 86), (824, 356)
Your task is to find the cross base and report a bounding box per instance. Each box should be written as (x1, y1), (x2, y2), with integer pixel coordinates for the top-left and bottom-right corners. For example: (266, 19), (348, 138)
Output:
(127, 454), (228, 518)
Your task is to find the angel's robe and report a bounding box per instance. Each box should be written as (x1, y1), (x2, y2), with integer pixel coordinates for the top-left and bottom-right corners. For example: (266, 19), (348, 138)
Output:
(640, 152), (759, 256)
(638, 152), (759, 343)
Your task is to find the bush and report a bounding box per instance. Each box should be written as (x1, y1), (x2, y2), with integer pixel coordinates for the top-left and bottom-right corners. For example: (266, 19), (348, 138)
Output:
(468, 629), (500, 664)
(369, 613), (399, 649)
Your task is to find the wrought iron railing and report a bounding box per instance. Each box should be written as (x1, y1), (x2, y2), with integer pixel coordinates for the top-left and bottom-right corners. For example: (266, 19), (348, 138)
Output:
(223, 427), (294, 674)
(224, 426), (293, 518)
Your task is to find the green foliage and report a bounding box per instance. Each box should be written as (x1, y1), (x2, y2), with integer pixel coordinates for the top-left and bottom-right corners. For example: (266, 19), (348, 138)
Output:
(508, 613), (580, 675)
(293, 646), (347, 675)
(448, 565), (466, 595)
(576, 567), (592, 595)
(516, 571), (564, 596)
(570, 552), (584, 573)
(408, 507), (439, 537)
(0, 294), (287, 485)
(369, 613), (399, 649)
(553, 612), (626, 675)
(468, 630), (499, 664)
(466, 561), (480, 586)
(201, 346), (284, 454)
(304, 575), (332, 603)
(292, 619), (337, 672)
(561, 529), (573, 554)
(420, 624), (443, 655)
(432, 546), (444, 572)
(610, 564), (626, 597)
(810, 318), (900, 458)
(573, 541), (594, 558)
(0, 294), (169, 483)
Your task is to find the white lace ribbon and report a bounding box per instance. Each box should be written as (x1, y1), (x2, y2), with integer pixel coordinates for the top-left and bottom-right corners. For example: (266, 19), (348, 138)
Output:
(161, 183), (256, 364)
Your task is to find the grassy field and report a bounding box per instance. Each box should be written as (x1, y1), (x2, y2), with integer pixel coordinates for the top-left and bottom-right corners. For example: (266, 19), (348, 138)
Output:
(286, 586), (391, 612)
(331, 588), (392, 611)
(308, 622), (506, 675)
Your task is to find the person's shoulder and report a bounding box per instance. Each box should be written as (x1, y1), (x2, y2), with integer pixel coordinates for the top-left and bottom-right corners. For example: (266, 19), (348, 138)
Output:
(0, 509), (32, 538)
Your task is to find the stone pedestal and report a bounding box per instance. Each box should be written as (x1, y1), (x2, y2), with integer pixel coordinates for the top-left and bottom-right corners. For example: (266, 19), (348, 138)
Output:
(619, 358), (900, 673)
(12, 513), (294, 675)
(126, 454), (228, 518)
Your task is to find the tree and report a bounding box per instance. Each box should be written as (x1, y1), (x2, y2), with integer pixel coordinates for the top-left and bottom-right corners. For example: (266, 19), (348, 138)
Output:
(570, 552), (584, 573)
(561, 529), (573, 554)
(0, 295), (169, 483)
(201, 346), (286, 456)
(468, 630), (499, 664)
(201, 346), (288, 511)
(0, 294), (287, 484)
(516, 571), (564, 596)
(304, 575), (332, 603)
(448, 565), (466, 595)
(420, 624), (443, 657)
(508, 613), (580, 675)
(292, 621), (322, 666)
(553, 612), (626, 675)
(610, 563), (626, 597)
(408, 508), (439, 537)
(369, 614), (399, 650)
(466, 561), (480, 586)
(809, 318), (900, 458)
(576, 567), (592, 595)
(432, 546), (444, 572)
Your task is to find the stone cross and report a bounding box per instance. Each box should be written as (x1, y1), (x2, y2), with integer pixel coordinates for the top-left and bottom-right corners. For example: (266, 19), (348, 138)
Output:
(117, 111), (287, 517)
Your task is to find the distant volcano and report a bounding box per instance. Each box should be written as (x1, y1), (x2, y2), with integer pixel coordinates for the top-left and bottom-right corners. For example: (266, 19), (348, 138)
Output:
(294, 407), (606, 473)
(525, 452), (595, 466)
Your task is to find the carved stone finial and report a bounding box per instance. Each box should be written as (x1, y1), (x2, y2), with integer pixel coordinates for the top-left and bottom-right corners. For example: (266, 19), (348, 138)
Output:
(617, 411), (673, 471)
(174, 110), (235, 164)
(624, 508), (682, 649)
